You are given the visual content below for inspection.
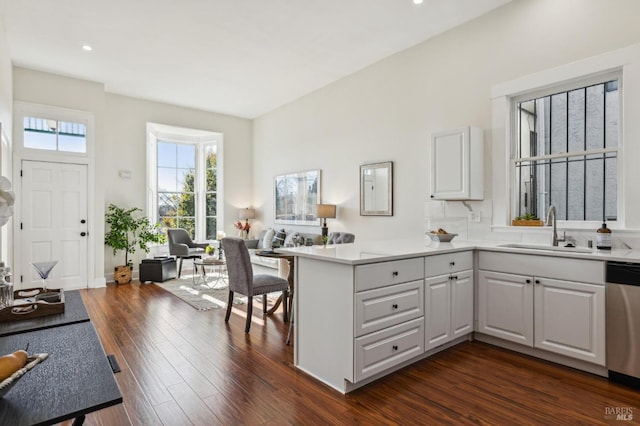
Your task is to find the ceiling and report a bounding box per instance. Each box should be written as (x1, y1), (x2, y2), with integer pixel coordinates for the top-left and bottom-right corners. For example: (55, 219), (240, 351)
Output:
(0, 0), (511, 119)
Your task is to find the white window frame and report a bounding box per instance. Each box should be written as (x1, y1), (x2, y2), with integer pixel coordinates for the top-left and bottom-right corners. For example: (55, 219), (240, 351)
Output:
(490, 44), (640, 230)
(510, 71), (621, 225)
(146, 123), (223, 241)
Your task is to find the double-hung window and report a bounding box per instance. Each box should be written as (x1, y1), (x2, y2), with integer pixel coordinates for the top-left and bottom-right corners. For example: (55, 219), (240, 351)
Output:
(513, 74), (620, 223)
(147, 124), (222, 241)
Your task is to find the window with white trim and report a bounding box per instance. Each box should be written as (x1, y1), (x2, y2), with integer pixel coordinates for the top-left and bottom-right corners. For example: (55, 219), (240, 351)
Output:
(147, 124), (222, 241)
(23, 117), (87, 154)
(513, 74), (620, 222)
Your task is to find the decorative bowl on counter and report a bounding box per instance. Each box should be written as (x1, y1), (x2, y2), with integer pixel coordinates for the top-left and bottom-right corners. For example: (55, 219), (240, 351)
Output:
(428, 233), (458, 243)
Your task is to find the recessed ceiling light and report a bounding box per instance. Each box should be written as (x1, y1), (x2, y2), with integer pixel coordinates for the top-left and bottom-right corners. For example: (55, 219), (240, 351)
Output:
(413, 0), (424, 4)
(82, 45), (93, 51)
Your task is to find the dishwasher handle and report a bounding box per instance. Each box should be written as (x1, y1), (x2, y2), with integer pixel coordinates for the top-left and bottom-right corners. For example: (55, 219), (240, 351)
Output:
(606, 261), (640, 286)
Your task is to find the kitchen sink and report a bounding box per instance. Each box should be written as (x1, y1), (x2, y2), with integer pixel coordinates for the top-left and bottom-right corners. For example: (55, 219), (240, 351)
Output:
(498, 243), (594, 254)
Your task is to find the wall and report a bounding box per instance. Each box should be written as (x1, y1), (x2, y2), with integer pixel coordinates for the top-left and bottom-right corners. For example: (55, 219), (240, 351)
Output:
(12, 68), (253, 282)
(253, 0), (640, 244)
(0, 18), (12, 264)
(103, 93), (253, 273)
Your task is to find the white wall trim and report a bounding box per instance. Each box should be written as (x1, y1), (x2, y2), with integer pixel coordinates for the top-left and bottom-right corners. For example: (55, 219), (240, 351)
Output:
(12, 101), (98, 288)
(491, 43), (640, 99)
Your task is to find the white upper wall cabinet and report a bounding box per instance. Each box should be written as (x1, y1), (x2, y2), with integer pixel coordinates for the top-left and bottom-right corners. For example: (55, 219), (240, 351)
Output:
(430, 126), (484, 200)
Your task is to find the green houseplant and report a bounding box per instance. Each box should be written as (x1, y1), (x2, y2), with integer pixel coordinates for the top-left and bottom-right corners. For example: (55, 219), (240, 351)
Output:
(104, 204), (166, 283)
(512, 213), (543, 227)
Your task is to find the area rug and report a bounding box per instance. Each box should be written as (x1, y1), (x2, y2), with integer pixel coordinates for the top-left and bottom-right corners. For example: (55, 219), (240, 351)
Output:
(154, 276), (281, 312)
(154, 277), (247, 311)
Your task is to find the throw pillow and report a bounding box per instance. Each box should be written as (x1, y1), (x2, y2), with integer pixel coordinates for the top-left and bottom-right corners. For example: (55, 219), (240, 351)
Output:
(283, 232), (298, 247)
(261, 228), (275, 249)
(272, 229), (287, 248)
(256, 230), (268, 248)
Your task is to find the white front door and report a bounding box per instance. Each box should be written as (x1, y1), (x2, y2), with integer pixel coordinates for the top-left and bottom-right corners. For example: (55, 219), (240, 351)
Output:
(20, 160), (88, 290)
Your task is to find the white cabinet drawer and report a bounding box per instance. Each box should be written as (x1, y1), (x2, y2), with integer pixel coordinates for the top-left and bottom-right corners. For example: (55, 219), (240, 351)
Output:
(478, 251), (604, 285)
(354, 317), (424, 382)
(355, 280), (424, 337)
(425, 251), (473, 277)
(355, 258), (424, 292)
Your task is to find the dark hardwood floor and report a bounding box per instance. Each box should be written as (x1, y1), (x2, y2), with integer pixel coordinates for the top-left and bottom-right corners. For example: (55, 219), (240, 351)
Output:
(63, 281), (639, 425)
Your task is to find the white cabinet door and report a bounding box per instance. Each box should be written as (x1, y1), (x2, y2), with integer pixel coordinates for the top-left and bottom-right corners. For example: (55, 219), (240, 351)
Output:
(478, 270), (533, 346)
(424, 274), (451, 350)
(451, 270), (474, 339)
(534, 278), (606, 366)
(430, 126), (483, 200)
(425, 270), (474, 351)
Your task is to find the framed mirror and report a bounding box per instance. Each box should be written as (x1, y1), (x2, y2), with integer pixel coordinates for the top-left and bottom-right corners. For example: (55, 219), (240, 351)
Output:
(360, 161), (393, 216)
(274, 169), (321, 225)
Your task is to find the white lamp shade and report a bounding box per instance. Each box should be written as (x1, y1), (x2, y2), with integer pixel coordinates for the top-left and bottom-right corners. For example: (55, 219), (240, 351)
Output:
(238, 208), (256, 220)
(316, 204), (336, 219)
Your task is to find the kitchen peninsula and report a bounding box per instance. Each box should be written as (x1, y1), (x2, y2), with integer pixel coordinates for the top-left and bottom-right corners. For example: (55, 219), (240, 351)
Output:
(280, 238), (636, 394)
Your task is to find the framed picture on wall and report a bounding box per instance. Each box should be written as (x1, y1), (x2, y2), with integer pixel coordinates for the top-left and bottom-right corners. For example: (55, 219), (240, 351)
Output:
(274, 169), (321, 226)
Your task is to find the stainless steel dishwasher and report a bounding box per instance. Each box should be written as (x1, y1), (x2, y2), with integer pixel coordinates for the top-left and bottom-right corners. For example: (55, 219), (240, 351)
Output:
(606, 261), (640, 389)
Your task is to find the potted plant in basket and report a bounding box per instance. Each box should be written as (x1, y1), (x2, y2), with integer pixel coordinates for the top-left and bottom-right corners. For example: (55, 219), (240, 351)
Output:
(104, 204), (166, 284)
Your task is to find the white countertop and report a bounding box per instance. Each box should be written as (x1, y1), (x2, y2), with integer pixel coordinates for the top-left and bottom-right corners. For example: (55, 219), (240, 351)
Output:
(276, 237), (640, 265)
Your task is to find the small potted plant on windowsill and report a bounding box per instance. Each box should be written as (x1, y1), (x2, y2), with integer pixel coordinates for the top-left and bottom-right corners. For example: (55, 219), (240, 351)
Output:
(512, 213), (544, 227)
(104, 204), (166, 284)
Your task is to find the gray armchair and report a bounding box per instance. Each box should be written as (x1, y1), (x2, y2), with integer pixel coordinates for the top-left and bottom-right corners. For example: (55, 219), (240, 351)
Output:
(167, 228), (209, 278)
(328, 232), (355, 244)
(222, 237), (289, 333)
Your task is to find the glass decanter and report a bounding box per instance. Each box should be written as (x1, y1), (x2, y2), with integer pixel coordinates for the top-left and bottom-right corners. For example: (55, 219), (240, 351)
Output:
(32, 260), (58, 291)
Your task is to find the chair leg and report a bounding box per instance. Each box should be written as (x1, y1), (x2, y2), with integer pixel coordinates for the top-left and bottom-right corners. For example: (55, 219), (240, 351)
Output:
(286, 300), (294, 345)
(262, 294), (267, 314)
(225, 290), (234, 322)
(178, 257), (184, 278)
(282, 290), (289, 323)
(245, 297), (253, 333)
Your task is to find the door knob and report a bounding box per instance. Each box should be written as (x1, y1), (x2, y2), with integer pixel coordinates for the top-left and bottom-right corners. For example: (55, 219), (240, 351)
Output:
(81, 219), (86, 224)
(81, 232), (87, 237)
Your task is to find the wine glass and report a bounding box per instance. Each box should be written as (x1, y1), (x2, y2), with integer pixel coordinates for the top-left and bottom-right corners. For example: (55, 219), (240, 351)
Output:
(32, 261), (58, 291)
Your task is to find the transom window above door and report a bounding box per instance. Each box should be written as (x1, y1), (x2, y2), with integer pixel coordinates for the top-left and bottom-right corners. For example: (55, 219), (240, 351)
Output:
(23, 116), (87, 153)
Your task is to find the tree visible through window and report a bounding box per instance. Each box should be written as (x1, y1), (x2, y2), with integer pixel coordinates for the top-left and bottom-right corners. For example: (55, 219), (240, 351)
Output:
(514, 79), (619, 222)
(157, 141), (218, 239)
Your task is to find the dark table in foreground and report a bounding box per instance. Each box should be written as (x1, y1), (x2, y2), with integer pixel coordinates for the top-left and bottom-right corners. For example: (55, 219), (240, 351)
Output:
(0, 290), (90, 337)
(0, 321), (123, 425)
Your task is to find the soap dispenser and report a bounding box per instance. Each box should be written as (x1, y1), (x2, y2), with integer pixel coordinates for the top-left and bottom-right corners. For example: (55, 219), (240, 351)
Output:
(596, 223), (612, 250)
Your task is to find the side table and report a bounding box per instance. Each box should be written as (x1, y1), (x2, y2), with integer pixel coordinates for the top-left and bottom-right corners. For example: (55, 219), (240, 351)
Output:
(193, 258), (227, 288)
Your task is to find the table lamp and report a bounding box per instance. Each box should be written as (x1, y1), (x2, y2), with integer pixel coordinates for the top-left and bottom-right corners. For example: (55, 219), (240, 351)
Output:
(238, 208), (256, 237)
(316, 204), (336, 238)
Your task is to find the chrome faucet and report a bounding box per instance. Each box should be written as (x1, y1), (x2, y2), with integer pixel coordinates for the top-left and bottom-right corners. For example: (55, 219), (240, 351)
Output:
(545, 205), (565, 246)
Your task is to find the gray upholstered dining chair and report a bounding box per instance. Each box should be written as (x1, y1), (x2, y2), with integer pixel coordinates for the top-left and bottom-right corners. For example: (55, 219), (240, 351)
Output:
(221, 237), (289, 333)
(328, 232), (355, 244)
(167, 228), (209, 278)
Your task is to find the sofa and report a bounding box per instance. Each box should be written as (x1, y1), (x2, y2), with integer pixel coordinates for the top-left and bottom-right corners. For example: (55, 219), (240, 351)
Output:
(245, 228), (323, 271)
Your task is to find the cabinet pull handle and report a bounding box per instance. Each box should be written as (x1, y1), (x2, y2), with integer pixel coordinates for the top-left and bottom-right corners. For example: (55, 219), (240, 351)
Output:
(392, 345), (398, 351)
(526, 279), (531, 284)
(392, 271), (399, 277)
(452, 275), (458, 280)
(450, 261), (455, 266)
(535, 280), (540, 284)
(392, 303), (398, 309)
